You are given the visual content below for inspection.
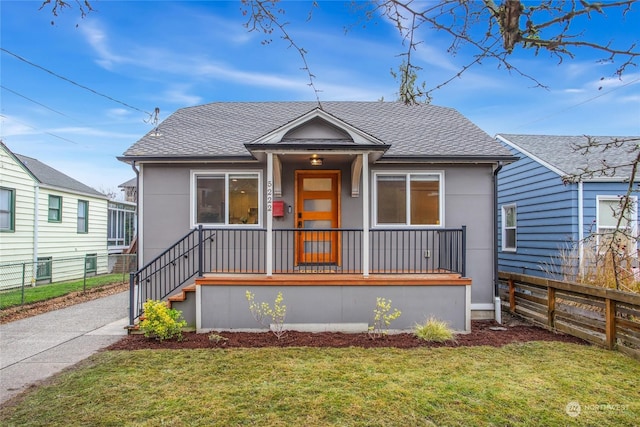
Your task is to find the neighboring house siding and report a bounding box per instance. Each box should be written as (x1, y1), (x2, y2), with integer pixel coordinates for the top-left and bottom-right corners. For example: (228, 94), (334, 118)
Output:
(0, 147), (36, 270)
(498, 146), (577, 277)
(36, 187), (108, 282)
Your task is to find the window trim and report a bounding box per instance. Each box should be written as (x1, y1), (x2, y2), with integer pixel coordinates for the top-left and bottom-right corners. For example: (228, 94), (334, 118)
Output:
(48, 195), (62, 222)
(502, 203), (517, 252)
(77, 200), (89, 233)
(596, 195), (638, 253)
(190, 170), (263, 228)
(0, 187), (16, 232)
(372, 171), (445, 228)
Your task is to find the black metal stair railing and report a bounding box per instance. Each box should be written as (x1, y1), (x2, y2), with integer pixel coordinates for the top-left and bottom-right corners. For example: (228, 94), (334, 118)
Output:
(128, 226), (203, 326)
(129, 225), (466, 326)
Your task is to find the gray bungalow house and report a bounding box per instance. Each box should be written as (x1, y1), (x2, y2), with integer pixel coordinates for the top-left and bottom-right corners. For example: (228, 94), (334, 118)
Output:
(497, 134), (640, 280)
(119, 102), (515, 333)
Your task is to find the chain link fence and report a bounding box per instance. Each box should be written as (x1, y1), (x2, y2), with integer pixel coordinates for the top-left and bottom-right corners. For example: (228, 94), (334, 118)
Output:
(0, 253), (137, 292)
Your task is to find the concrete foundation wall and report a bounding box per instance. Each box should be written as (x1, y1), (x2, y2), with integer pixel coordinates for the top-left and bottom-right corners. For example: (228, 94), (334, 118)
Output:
(198, 284), (469, 332)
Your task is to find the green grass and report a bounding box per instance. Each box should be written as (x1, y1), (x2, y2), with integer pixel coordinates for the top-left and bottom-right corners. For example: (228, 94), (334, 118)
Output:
(1, 342), (638, 426)
(0, 274), (126, 309)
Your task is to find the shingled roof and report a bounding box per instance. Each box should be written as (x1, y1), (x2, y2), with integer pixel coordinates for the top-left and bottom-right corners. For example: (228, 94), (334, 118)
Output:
(497, 134), (640, 180)
(14, 154), (105, 198)
(121, 101), (514, 161)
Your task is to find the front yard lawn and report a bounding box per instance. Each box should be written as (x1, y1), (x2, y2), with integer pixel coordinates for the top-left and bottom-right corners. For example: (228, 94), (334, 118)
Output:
(0, 342), (638, 426)
(0, 274), (126, 310)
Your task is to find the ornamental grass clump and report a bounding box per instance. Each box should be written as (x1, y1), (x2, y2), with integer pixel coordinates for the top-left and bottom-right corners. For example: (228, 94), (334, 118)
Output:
(414, 317), (455, 342)
(140, 299), (187, 341)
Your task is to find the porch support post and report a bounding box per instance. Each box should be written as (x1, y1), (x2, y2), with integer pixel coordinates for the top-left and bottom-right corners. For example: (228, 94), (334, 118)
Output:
(266, 152), (274, 277)
(362, 152), (370, 277)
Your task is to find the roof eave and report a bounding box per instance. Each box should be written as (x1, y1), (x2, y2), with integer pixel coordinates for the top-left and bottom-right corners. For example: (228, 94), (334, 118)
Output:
(376, 155), (518, 164)
(117, 155), (258, 164)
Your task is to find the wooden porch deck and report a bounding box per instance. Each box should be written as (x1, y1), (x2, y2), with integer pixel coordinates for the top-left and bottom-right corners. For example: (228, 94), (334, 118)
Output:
(196, 273), (471, 287)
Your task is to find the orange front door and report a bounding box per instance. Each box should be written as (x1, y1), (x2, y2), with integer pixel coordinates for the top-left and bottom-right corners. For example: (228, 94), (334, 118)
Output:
(295, 170), (340, 265)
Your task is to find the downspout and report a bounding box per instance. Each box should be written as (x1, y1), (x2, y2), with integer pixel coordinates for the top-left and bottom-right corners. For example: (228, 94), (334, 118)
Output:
(578, 181), (584, 276)
(128, 161), (140, 329)
(32, 183), (39, 286)
(131, 161), (140, 269)
(493, 161), (504, 323)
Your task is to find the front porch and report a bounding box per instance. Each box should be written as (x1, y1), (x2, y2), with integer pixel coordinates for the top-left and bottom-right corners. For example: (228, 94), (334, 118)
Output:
(129, 226), (470, 331)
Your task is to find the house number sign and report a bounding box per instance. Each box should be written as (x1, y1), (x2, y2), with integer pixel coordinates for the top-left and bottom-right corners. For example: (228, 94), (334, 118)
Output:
(266, 180), (273, 213)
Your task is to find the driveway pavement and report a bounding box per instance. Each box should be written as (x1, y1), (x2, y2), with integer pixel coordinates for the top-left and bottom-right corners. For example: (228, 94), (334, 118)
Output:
(0, 291), (129, 405)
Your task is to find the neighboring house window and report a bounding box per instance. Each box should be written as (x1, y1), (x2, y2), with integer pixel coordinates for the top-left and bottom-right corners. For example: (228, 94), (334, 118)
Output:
(374, 172), (443, 226)
(36, 257), (53, 284)
(48, 195), (62, 222)
(502, 204), (517, 252)
(192, 172), (260, 226)
(85, 253), (97, 274)
(596, 196), (637, 254)
(0, 187), (15, 232)
(108, 202), (136, 247)
(77, 200), (89, 233)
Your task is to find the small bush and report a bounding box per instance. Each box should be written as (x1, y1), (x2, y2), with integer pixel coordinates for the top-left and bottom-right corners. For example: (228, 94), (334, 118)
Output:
(208, 333), (228, 343)
(245, 290), (287, 339)
(139, 299), (186, 341)
(368, 297), (402, 339)
(414, 317), (455, 342)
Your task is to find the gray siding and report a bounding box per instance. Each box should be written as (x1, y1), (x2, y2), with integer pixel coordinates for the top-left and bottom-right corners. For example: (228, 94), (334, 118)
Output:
(141, 161), (496, 307)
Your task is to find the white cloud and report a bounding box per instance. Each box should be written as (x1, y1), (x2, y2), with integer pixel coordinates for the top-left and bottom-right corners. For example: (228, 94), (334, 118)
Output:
(162, 87), (203, 106)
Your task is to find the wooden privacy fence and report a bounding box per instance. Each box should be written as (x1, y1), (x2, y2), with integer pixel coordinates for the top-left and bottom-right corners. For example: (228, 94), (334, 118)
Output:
(498, 271), (640, 360)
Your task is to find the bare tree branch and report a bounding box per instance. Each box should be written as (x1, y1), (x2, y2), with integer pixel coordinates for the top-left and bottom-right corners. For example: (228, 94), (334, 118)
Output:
(240, 0), (323, 108)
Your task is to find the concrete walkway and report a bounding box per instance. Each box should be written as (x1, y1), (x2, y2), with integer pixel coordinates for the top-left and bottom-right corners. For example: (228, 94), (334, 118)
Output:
(0, 291), (129, 405)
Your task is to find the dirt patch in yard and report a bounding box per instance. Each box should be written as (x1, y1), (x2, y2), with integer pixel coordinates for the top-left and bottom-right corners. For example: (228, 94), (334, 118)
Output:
(106, 314), (587, 350)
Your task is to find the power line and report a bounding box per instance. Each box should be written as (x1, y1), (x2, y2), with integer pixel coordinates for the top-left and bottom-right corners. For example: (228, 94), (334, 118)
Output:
(1, 47), (153, 118)
(0, 114), (80, 145)
(514, 77), (640, 130)
(1, 85), (84, 123)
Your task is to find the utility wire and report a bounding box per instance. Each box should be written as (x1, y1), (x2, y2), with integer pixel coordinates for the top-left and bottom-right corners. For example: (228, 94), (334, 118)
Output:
(1, 47), (153, 118)
(514, 77), (640, 130)
(1, 85), (84, 124)
(0, 114), (79, 145)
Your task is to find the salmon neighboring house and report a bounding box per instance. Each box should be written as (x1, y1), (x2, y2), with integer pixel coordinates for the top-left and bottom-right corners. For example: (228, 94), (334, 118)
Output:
(119, 101), (516, 332)
(0, 141), (108, 289)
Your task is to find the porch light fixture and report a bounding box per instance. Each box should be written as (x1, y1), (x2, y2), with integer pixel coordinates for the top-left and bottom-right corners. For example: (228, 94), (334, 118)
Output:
(309, 156), (323, 166)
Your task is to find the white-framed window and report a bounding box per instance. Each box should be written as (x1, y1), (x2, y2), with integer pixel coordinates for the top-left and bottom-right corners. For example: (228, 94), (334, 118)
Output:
(77, 200), (88, 233)
(48, 195), (62, 222)
(373, 171), (444, 226)
(0, 187), (15, 232)
(502, 204), (517, 252)
(191, 171), (261, 227)
(596, 195), (637, 254)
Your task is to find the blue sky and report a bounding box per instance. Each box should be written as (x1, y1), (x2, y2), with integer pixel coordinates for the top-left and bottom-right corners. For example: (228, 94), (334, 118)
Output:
(1, 1), (639, 196)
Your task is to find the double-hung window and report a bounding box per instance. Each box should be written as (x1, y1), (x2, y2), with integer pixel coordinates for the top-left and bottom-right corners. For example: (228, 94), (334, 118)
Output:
(374, 172), (443, 226)
(596, 196), (637, 255)
(502, 204), (517, 252)
(192, 171), (260, 226)
(48, 195), (62, 222)
(77, 200), (88, 233)
(0, 187), (15, 232)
